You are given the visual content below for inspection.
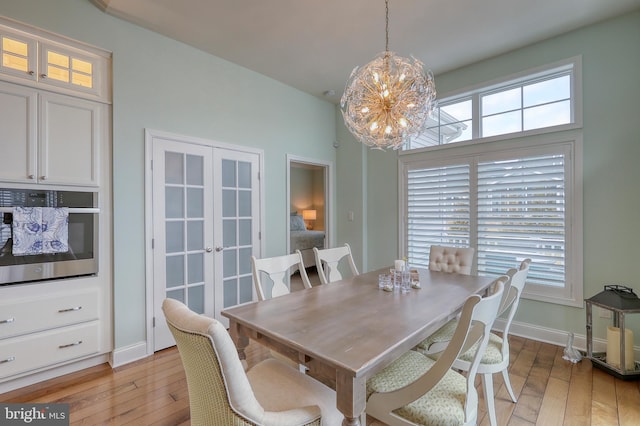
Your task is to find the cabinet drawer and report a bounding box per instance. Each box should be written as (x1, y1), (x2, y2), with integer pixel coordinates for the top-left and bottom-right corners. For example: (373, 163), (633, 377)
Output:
(0, 289), (99, 339)
(0, 321), (100, 379)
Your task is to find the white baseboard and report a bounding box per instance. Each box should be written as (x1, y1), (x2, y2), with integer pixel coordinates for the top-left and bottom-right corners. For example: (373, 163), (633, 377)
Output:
(110, 341), (151, 368)
(494, 318), (638, 359)
(0, 354), (109, 394)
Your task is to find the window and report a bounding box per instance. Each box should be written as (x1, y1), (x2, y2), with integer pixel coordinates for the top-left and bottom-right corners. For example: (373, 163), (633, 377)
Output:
(401, 58), (583, 307)
(405, 57), (580, 151)
(402, 137), (582, 306)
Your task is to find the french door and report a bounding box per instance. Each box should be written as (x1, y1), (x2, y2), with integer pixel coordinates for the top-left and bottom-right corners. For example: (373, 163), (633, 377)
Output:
(149, 132), (261, 351)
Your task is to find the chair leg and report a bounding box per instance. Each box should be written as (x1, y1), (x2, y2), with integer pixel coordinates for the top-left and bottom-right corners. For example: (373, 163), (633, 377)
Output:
(501, 368), (518, 403)
(482, 373), (497, 426)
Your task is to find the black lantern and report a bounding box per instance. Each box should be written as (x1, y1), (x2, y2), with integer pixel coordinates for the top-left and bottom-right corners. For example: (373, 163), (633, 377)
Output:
(585, 285), (640, 380)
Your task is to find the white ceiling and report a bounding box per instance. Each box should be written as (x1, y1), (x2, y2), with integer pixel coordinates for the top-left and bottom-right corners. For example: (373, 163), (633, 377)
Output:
(92, 0), (640, 102)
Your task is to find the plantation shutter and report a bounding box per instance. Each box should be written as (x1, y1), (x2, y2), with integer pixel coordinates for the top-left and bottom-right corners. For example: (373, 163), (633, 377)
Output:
(406, 164), (470, 268)
(477, 153), (566, 287)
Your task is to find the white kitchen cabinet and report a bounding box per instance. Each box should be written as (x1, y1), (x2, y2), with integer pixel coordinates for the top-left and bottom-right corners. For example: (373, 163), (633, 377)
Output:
(1, 23), (110, 102)
(0, 284), (106, 383)
(0, 80), (103, 186)
(39, 92), (102, 186)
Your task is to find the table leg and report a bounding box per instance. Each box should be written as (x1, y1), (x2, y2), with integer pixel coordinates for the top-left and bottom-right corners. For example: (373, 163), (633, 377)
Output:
(228, 321), (250, 370)
(336, 371), (366, 426)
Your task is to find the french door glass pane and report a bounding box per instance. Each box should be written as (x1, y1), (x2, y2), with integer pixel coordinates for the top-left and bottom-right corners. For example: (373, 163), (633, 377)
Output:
(223, 219), (237, 246)
(165, 152), (183, 184)
(186, 154), (203, 185)
(165, 187), (183, 218)
(187, 253), (204, 284)
(165, 222), (184, 252)
(165, 151), (206, 314)
(187, 188), (203, 217)
(220, 158), (254, 309)
(166, 255), (184, 288)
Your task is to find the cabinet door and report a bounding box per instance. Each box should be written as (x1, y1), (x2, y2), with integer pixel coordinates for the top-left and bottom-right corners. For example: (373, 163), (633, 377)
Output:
(0, 28), (37, 82)
(39, 92), (101, 186)
(0, 81), (37, 183)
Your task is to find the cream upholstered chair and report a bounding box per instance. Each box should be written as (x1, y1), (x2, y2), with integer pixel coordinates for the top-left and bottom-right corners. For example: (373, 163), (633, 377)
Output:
(313, 243), (359, 284)
(162, 298), (342, 426)
(417, 259), (531, 426)
(251, 250), (311, 301)
(412, 245), (476, 354)
(428, 245), (475, 275)
(365, 276), (507, 426)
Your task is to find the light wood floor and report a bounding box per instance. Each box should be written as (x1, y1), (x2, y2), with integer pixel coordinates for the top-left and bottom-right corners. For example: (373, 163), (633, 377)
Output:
(3, 269), (639, 425)
(2, 336), (640, 425)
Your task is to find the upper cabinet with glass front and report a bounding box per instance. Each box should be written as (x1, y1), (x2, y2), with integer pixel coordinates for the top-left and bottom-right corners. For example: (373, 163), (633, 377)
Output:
(0, 23), (110, 103)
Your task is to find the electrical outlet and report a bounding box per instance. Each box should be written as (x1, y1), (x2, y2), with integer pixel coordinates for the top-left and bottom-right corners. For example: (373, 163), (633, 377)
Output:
(599, 308), (612, 319)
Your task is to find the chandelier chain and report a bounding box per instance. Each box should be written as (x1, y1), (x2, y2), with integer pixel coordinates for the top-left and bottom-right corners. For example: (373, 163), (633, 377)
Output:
(385, 0), (389, 52)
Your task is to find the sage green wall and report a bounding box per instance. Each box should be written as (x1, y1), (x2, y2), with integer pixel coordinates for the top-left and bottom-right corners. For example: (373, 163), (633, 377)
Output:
(337, 11), (640, 338)
(0, 0), (337, 349)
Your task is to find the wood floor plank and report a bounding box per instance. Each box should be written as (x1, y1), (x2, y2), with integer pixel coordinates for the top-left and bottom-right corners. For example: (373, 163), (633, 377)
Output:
(2, 336), (639, 425)
(616, 379), (640, 426)
(563, 358), (593, 426)
(535, 376), (569, 426)
(591, 368), (619, 426)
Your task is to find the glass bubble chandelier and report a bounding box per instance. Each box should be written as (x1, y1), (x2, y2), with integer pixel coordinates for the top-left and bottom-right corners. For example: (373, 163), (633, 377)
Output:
(340, 0), (436, 150)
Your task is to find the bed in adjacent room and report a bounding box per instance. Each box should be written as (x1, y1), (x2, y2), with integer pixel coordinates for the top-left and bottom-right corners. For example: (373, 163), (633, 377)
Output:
(290, 213), (325, 269)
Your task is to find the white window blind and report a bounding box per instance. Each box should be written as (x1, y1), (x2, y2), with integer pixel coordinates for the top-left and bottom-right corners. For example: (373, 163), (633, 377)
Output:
(477, 154), (566, 288)
(407, 164), (470, 268)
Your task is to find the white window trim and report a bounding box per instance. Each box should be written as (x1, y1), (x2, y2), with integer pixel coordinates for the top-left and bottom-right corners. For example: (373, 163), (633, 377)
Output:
(399, 131), (583, 307)
(401, 55), (583, 155)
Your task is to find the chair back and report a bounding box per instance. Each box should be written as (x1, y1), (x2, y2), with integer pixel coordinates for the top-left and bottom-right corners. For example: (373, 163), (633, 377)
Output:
(497, 259), (531, 356)
(428, 245), (475, 275)
(162, 298), (265, 425)
(367, 276), (506, 425)
(313, 243), (359, 284)
(456, 275), (507, 422)
(252, 250), (311, 300)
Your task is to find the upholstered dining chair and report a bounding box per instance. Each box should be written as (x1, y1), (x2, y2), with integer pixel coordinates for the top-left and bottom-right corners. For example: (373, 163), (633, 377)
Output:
(251, 250), (311, 301)
(428, 245), (475, 275)
(417, 259), (531, 426)
(162, 298), (342, 426)
(313, 243), (359, 284)
(412, 244), (477, 358)
(365, 276), (507, 426)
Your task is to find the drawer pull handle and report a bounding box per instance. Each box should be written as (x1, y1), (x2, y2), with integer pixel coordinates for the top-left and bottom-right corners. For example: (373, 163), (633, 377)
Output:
(0, 356), (16, 364)
(0, 318), (15, 324)
(59, 341), (83, 349)
(58, 306), (82, 313)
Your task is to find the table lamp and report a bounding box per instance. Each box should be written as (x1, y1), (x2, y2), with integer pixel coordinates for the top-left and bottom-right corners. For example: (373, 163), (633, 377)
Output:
(302, 209), (317, 230)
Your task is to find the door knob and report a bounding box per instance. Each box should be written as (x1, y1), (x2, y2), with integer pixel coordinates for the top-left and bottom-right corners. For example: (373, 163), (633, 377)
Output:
(215, 246), (225, 252)
(205, 247), (213, 252)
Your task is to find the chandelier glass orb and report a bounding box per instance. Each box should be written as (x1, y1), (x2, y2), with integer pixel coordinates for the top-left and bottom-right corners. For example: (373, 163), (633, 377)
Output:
(340, 0), (436, 150)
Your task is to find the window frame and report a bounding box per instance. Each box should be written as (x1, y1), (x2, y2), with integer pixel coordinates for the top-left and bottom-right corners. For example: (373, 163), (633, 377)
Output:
(400, 132), (583, 307)
(402, 56), (582, 154)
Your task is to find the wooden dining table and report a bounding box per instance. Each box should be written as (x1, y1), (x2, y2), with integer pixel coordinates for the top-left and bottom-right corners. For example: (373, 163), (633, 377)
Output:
(222, 267), (495, 426)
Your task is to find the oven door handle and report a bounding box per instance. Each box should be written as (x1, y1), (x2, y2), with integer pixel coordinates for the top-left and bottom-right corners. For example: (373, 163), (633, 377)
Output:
(0, 207), (99, 214)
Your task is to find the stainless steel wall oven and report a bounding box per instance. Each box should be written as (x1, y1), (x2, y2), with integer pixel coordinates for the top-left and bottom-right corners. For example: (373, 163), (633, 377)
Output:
(0, 188), (98, 285)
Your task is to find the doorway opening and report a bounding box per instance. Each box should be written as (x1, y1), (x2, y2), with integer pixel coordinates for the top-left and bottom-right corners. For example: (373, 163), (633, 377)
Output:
(286, 155), (332, 287)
